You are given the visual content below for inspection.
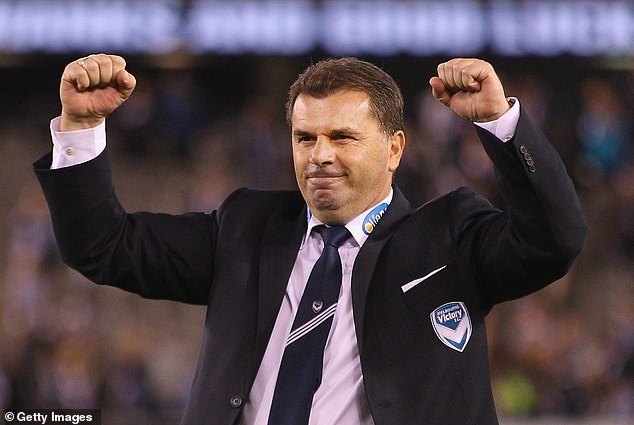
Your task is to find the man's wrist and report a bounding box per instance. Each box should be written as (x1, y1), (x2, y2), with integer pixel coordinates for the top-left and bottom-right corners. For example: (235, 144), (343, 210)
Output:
(473, 98), (514, 123)
(60, 112), (105, 132)
(51, 116), (106, 169)
(473, 97), (520, 142)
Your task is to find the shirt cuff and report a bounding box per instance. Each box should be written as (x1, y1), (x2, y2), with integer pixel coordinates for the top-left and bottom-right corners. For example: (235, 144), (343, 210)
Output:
(473, 97), (520, 143)
(50, 117), (106, 169)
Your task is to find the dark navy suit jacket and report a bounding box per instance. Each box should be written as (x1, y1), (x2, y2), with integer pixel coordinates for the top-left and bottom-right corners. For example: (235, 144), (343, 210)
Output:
(34, 108), (587, 425)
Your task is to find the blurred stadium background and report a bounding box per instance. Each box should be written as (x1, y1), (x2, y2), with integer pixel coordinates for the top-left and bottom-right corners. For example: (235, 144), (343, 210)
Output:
(0, 1), (633, 424)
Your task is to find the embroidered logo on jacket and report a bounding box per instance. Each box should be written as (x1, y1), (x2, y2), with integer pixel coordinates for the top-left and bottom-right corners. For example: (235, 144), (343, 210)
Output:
(362, 203), (389, 235)
(430, 302), (472, 352)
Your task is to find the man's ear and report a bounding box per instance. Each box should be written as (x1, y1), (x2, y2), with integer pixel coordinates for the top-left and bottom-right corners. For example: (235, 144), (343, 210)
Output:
(388, 130), (406, 172)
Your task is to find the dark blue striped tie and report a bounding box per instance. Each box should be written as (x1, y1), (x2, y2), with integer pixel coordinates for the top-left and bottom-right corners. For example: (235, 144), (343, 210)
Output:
(267, 225), (351, 425)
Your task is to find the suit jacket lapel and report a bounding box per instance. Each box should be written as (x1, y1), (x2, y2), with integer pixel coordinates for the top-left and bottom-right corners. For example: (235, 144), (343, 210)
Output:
(251, 202), (307, 380)
(352, 186), (411, 354)
(249, 187), (411, 378)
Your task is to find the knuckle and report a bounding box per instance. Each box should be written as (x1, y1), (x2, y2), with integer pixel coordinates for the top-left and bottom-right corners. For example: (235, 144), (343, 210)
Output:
(84, 59), (98, 71)
(91, 55), (107, 66)
(65, 68), (78, 79)
(111, 55), (126, 66)
(70, 68), (85, 80)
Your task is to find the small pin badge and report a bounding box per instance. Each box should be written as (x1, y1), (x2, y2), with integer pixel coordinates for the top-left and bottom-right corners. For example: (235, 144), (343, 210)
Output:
(312, 300), (323, 313)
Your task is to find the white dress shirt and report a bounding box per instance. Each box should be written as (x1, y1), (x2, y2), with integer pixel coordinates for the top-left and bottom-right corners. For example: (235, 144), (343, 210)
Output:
(48, 98), (521, 424)
(241, 192), (393, 425)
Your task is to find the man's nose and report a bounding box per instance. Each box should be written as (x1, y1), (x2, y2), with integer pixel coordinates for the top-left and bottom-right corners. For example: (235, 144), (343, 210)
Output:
(309, 136), (336, 165)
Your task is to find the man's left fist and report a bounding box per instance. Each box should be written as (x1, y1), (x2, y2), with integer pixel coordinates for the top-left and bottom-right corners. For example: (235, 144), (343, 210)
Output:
(429, 58), (510, 123)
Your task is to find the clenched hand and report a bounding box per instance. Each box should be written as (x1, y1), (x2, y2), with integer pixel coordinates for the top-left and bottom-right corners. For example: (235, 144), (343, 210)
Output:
(429, 58), (510, 123)
(59, 53), (136, 131)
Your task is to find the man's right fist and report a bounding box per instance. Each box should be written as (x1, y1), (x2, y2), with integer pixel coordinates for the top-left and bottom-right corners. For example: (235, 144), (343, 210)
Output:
(60, 54), (136, 131)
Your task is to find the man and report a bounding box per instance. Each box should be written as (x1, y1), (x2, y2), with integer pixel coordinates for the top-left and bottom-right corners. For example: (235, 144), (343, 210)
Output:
(34, 54), (586, 424)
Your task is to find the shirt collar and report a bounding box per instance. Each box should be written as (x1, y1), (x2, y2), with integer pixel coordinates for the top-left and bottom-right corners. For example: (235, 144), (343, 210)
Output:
(302, 188), (393, 249)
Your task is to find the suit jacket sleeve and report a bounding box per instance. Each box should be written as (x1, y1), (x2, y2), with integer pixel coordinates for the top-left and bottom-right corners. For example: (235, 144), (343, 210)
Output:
(33, 150), (239, 305)
(451, 106), (587, 309)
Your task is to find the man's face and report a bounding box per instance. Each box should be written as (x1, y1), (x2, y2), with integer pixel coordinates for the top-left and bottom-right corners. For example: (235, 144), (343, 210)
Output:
(291, 90), (405, 225)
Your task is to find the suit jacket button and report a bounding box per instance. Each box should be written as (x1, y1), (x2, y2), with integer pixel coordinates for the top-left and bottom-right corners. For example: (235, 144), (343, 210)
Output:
(519, 145), (528, 154)
(528, 165), (536, 173)
(230, 395), (243, 408)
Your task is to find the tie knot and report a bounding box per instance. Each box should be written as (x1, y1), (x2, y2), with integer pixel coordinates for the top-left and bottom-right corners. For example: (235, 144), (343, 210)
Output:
(318, 225), (350, 248)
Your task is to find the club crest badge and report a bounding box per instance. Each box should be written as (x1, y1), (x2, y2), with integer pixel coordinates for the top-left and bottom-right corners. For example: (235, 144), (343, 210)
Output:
(430, 302), (472, 352)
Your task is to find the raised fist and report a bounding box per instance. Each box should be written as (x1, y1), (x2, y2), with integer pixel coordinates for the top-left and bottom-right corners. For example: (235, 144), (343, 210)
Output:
(429, 58), (510, 123)
(59, 54), (136, 131)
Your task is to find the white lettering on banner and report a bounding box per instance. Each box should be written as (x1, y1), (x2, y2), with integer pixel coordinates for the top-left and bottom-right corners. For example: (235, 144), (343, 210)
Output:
(322, 1), (484, 55)
(0, 0), (633, 56)
(490, 1), (634, 56)
(0, 0), (179, 53)
(187, 2), (314, 53)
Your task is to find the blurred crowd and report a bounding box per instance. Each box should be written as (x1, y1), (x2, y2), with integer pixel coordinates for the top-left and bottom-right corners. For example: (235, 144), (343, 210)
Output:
(0, 57), (633, 422)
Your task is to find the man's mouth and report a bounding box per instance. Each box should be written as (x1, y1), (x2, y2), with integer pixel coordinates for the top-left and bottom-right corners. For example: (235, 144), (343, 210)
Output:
(307, 175), (343, 187)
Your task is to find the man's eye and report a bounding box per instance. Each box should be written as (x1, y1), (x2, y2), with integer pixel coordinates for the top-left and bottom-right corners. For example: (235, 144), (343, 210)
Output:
(336, 135), (355, 141)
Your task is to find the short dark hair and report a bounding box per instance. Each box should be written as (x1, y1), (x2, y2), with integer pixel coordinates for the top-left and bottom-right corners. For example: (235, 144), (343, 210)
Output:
(286, 57), (404, 136)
